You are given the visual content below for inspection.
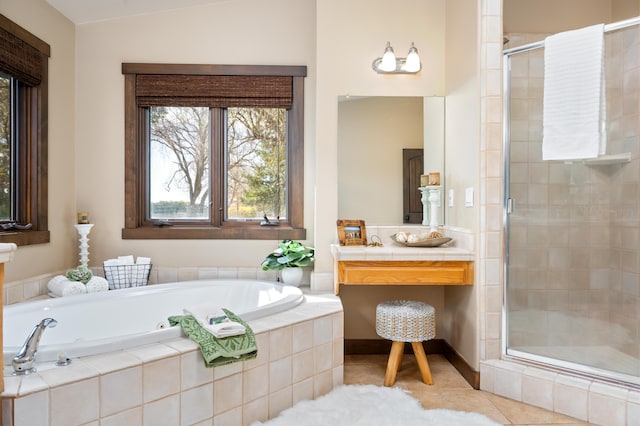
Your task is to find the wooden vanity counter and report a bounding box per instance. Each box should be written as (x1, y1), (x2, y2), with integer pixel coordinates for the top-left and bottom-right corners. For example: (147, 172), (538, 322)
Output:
(331, 244), (474, 294)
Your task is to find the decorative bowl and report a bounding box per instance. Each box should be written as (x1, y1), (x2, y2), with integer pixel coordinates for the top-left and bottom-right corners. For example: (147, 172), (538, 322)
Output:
(391, 233), (452, 247)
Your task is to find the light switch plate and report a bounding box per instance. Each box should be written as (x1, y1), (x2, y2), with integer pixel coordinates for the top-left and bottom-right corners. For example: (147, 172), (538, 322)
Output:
(448, 189), (454, 207)
(465, 187), (474, 207)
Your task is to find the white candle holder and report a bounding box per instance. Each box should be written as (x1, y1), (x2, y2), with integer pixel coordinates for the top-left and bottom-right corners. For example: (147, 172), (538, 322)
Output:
(74, 224), (94, 267)
(419, 186), (441, 232)
(419, 187), (429, 226)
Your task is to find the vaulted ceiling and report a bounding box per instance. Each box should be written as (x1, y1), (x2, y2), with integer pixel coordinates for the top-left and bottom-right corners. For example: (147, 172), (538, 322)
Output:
(47, 0), (232, 24)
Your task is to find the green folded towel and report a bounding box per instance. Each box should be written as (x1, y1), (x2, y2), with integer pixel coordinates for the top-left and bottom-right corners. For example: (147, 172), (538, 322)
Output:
(168, 308), (257, 367)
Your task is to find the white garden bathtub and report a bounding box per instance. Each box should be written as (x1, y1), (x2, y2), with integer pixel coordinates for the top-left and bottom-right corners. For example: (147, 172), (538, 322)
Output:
(3, 279), (304, 364)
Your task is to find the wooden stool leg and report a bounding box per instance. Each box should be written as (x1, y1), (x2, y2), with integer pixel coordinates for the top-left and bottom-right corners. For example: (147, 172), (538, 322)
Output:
(384, 341), (404, 386)
(411, 342), (433, 385)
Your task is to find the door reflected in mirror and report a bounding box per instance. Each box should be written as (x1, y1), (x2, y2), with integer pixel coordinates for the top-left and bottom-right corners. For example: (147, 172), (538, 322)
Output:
(338, 96), (444, 226)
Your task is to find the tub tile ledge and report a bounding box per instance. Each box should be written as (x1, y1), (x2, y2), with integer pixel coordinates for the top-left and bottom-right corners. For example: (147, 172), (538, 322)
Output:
(2, 291), (343, 400)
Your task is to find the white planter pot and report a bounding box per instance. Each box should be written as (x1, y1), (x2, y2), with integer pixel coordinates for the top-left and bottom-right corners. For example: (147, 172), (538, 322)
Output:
(281, 267), (303, 287)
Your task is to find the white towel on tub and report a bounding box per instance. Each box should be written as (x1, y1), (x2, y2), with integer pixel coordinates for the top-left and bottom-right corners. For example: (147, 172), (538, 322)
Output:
(542, 23), (606, 160)
(48, 275), (87, 297)
(184, 305), (247, 338)
(205, 321), (247, 338)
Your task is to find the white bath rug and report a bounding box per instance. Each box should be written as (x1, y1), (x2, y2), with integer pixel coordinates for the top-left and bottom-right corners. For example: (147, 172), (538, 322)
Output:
(252, 384), (501, 426)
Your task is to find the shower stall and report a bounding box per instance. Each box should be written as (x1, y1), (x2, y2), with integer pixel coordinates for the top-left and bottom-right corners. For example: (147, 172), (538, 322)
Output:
(503, 17), (640, 386)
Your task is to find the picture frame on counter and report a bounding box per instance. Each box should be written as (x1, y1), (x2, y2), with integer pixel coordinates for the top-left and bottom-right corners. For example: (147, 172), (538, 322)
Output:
(336, 219), (367, 246)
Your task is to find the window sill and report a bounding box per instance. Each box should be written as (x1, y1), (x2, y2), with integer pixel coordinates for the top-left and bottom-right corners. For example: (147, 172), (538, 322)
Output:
(0, 230), (50, 246)
(122, 225), (306, 240)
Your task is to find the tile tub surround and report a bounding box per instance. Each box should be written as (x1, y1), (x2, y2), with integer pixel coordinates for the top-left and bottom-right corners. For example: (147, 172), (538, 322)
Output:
(2, 293), (344, 426)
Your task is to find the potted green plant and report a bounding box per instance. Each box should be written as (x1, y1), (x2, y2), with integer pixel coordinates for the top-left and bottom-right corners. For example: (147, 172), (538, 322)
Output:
(261, 239), (315, 286)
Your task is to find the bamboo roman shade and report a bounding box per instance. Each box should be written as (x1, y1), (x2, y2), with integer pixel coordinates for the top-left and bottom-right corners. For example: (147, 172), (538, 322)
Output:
(135, 74), (294, 108)
(0, 18), (48, 86)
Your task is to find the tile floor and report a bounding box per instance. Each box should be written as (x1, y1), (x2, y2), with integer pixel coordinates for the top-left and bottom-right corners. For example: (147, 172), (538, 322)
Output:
(344, 354), (592, 426)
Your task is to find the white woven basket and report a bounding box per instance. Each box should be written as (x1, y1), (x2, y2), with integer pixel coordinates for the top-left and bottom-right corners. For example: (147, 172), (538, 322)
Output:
(376, 300), (436, 342)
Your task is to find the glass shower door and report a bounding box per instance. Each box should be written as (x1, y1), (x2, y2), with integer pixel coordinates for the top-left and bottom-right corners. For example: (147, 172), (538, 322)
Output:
(504, 25), (640, 385)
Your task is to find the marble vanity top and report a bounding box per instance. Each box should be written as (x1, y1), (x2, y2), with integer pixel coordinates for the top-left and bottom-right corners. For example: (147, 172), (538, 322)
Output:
(330, 244), (474, 261)
(330, 225), (474, 262)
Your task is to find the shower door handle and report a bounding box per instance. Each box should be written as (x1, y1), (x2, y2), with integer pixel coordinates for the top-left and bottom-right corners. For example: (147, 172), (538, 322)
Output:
(507, 198), (515, 214)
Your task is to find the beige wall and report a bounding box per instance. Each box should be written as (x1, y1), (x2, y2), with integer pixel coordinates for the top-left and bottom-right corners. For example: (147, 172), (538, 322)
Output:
(504, 0), (613, 33)
(612, 0), (640, 21)
(442, 0), (481, 369)
(0, 0), (77, 282)
(74, 0), (317, 269)
(505, 0), (639, 34)
(444, 0), (480, 232)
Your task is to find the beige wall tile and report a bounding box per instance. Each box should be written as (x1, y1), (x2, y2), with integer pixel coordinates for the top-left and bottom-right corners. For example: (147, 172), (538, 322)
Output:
(292, 349), (314, 383)
(243, 332), (269, 370)
(332, 339), (344, 368)
(522, 368), (556, 411)
(243, 364), (269, 403)
(243, 396), (268, 426)
(269, 326), (292, 361)
(588, 382), (628, 426)
(313, 370), (334, 398)
(332, 313), (344, 340)
(493, 363), (524, 402)
(180, 384), (213, 425)
(143, 356), (180, 403)
(100, 366), (142, 417)
(214, 359), (243, 380)
(213, 406), (242, 426)
(50, 378), (99, 426)
(213, 373), (243, 415)
(292, 321), (314, 353)
(13, 390), (48, 426)
(143, 395), (179, 426)
(269, 387), (292, 420)
(269, 356), (292, 393)
(553, 375), (589, 421)
(314, 342), (333, 374)
(292, 378), (314, 406)
(101, 407), (142, 426)
(313, 315), (334, 346)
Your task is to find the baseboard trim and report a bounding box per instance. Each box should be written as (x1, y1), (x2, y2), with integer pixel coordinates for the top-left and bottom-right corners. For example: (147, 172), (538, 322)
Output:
(441, 340), (480, 389)
(345, 338), (479, 389)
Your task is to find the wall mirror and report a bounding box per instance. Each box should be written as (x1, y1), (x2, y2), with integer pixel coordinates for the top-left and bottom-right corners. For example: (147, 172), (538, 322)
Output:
(337, 96), (445, 226)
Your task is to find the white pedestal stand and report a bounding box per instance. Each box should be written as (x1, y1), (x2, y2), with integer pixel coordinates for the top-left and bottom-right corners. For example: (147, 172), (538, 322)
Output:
(419, 186), (441, 232)
(74, 224), (94, 267)
(419, 187), (430, 226)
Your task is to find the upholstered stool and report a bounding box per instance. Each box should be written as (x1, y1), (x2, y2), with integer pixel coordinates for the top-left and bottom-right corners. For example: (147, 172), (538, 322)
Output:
(376, 300), (435, 386)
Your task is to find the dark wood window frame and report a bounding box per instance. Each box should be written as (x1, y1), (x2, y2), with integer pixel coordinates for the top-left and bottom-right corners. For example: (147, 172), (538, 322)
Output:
(122, 63), (307, 240)
(0, 15), (50, 246)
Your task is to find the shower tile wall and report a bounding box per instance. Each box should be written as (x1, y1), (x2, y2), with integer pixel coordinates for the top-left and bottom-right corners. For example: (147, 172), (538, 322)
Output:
(506, 28), (640, 370)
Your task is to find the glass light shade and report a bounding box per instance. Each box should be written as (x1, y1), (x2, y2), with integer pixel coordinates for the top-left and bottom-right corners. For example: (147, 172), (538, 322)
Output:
(403, 43), (421, 73)
(379, 42), (396, 72)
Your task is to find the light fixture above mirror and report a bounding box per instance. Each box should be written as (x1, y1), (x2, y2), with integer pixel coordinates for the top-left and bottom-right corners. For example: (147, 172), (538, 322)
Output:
(372, 42), (422, 74)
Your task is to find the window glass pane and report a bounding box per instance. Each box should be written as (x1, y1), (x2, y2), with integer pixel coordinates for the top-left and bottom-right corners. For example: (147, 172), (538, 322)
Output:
(0, 74), (12, 221)
(149, 106), (210, 220)
(226, 107), (287, 221)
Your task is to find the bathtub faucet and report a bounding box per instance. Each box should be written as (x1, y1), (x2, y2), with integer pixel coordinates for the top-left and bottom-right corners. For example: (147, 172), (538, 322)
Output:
(12, 317), (57, 375)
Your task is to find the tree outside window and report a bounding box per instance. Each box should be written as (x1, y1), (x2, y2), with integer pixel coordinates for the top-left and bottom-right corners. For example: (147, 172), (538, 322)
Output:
(0, 74), (11, 221)
(122, 63), (306, 240)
